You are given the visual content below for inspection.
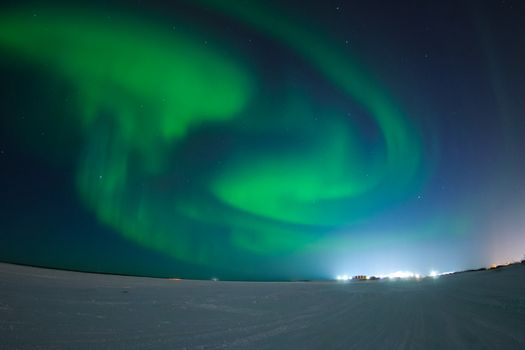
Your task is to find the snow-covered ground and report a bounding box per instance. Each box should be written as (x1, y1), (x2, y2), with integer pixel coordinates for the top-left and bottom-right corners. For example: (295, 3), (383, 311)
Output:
(1, 262), (524, 349)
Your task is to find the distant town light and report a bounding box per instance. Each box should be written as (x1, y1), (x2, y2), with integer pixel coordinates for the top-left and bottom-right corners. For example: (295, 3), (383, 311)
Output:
(380, 271), (417, 279)
(337, 269), (453, 281)
(336, 274), (349, 281)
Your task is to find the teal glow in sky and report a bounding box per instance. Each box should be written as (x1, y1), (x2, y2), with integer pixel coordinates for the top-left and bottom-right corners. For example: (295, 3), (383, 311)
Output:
(1, 0), (525, 280)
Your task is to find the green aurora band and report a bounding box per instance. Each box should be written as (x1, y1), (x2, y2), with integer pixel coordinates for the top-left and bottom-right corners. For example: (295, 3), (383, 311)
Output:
(0, 3), (424, 269)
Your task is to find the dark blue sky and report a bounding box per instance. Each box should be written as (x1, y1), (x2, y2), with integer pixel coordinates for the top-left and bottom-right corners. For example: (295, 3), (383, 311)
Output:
(1, 0), (524, 280)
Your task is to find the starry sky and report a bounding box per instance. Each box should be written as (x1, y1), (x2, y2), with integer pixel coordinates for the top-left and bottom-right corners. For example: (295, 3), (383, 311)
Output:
(1, 0), (524, 280)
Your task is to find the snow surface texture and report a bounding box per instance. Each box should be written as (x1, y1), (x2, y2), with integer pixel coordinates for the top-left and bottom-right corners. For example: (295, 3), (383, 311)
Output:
(1, 262), (525, 349)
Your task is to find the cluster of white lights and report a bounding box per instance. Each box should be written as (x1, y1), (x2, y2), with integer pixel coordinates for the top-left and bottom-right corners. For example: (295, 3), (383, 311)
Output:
(379, 271), (421, 279)
(335, 270), (452, 281)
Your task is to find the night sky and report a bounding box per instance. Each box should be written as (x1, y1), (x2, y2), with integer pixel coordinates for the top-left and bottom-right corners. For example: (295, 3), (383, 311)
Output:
(1, 0), (524, 280)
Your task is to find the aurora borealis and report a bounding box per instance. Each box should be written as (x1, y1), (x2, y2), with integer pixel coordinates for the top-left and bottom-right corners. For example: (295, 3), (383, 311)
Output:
(1, 1), (525, 280)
